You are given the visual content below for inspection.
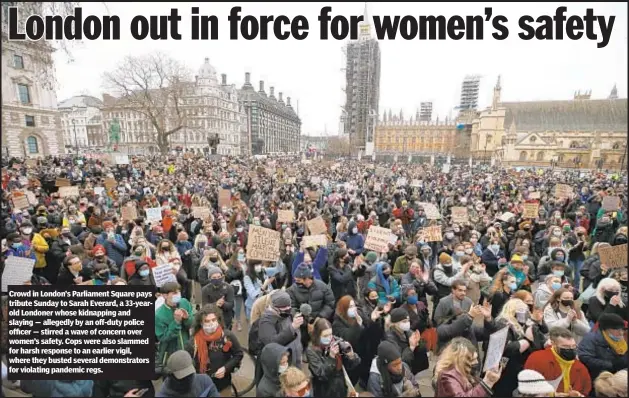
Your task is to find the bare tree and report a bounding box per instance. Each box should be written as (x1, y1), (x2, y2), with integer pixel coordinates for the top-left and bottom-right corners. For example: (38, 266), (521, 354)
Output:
(325, 136), (352, 157)
(102, 52), (194, 154)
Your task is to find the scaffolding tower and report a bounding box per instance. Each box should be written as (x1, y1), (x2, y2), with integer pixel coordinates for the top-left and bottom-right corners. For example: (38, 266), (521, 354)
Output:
(458, 75), (482, 111)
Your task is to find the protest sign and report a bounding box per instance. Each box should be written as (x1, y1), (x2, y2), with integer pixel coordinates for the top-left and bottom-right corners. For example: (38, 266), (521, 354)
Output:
(523, 203), (539, 219)
(94, 187), (105, 196)
(483, 326), (509, 372)
(59, 186), (79, 198)
(246, 225), (281, 262)
(420, 203), (441, 219)
(55, 178), (71, 187)
(499, 212), (515, 222)
(11, 195), (29, 210)
(411, 179), (422, 187)
(425, 226), (443, 242)
(598, 244), (627, 269)
(364, 226), (392, 252)
(218, 189), (231, 208)
(1, 257), (35, 292)
(152, 264), (177, 288)
(145, 208), (163, 223)
(307, 217), (328, 235)
(451, 207), (468, 224)
(303, 234), (328, 248)
(396, 177), (407, 187)
(287, 177), (296, 184)
(278, 210), (295, 223)
(441, 164), (450, 174)
(25, 159), (37, 167)
(554, 184), (573, 199)
(602, 196), (620, 211)
(121, 206), (138, 221)
(529, 191), (541, 200)
(114, 154), (130, 165)
(192, 207), (211, 220)
(25, 191), (37, 206)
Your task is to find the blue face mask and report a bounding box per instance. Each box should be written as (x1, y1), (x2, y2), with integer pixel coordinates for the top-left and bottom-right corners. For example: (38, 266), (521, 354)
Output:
(347, 308), (357, 318)
(171, 293), (181, 304)
(553, 270), (564, 277)
(12, 242), (23, 249)
(238, 254), (246, 262)
(139, 269), (150, 277)
(608, 333), (622, 342)
(509, 282), (518, 291)
(551, 282), (562, 291)
(320, 336), (332, 346)
(407, 295), (418, 305)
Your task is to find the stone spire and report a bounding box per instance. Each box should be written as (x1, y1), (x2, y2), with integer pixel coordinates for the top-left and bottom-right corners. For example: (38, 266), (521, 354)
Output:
(609, 83), (618, 99)
(492, 75), (501, 110)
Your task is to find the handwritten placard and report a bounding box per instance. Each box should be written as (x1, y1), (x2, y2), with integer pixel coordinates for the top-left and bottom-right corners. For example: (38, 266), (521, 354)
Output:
(451, 207), (468, 224)
(419, 203), (441, 220)
(218, 189), (231, 208)
(529, 191), (541, 200)
(192, 207), (211, 220)
(55, 178), (71, 187)
(364, 226), (392, 252)
(554, 184), (573, 199)
(483, 326), (509, 372)
(121, 206), (138, 221)
(145, 207), (163, 223)
(278, 210), (295, 223)
(58, 186), (79, 198)
(1, 257), (35, 292)
(307, 217), (328, 235)
(152, 264), (177, 288)
(94, 187), (105, 196)
(303, 234), (328, 248)
(246, 225), (281, 262)
(11, 195), (29, 210)
(499, 212), (515, 222)
(425, 226), (443, 242)
(602, 196), (621, 211)
(598, 244), (627, 269)
(523, 203), (539, 219)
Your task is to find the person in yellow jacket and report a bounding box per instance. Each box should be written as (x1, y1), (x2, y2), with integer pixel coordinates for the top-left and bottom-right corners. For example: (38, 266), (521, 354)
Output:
(19, 221), (49, 269)
(62, 204), (86, 227)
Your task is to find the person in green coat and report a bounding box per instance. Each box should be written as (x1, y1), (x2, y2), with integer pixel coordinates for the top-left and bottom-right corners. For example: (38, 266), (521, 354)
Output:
(156, 282), (194, 369)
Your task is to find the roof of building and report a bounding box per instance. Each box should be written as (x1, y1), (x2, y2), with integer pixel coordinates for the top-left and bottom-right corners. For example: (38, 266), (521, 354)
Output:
(503, 98), (627, 132)
(58, 95), (103, 109)
(238, 79), (300, 123)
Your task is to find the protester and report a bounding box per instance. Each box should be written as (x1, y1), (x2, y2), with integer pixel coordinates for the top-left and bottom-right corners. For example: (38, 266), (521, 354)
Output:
(279, 366), (311, 398)
(368, 340), (420, 397)
(157, 350), (220, 397)
(257, 343), (292, 397)
(594, 369), (628, 398)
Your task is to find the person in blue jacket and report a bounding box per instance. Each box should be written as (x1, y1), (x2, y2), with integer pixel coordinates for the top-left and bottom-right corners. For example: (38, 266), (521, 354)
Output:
(291, 240), (328, 283)
(343, 221), (365, 257)
(21, 380), (94, 398)
(367, 262), (401, 305)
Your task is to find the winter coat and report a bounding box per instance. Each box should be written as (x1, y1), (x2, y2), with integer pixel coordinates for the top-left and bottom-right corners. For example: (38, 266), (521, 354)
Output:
(306, 344), (360, 398)
(577, 330), (629, 383)
(290, 247), (327, 282)
(155, 299), (194, 368)
(524, 347), (591, 396)
(92, 379), (155, 398)
(542, 305), (590, 342)
(400, 272), (438, 306)
(367, 358), (418, 397)
(96, 233), (128, 267)
(385, 328), (429, 375)
(156, 374), (219, 398)
(257, 343), (290, 397)
(21, 380), (94, 398)
(343, 224), (365, 256)
(288, 279), (335, 320)
(30, 233), (49, 268)
(201, 282), (235, 328)
(481, 247), (505, 277)
(257, 308), (302, 366)
(435, 366), (490, 397)
(533, 283), (554, 309)
(328, 263), (358, 300)
(186, 329), (244, 390)
(436, 313), (497, 353)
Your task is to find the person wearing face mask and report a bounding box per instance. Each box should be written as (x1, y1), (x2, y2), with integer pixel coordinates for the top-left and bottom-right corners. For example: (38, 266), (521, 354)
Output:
(538, 247), (570, 281)
(243, 260), (274, 322)
(591, 213), (617, 245)
(368, 340), (420, 397)
(306, 318), (360, 398)
(534, 275), (564, 309)
(200, 267), (235, 330)
(279, 366), (312, 398)
(95, 220), (127, 269)
(464, 256), (492, 306)
(386, 307), (429, 375)
(441, 227), (459, 252)
(393, 245), (417, 277)
(367, 262), (401, 305)
(155, 282), (194, 375)
(127, 260), (156, 286)
(257, 343), (292, 397)
(587, 278), (628, 323)
(434, 337), (502, 397)
(87, 261), (117, 286)
(481, 238), (506, 278)
(255, 291), (303, 366)
(156, 350), (220, 398)
(328, 248), (361, 301)
(5, 232), (36, 260)
(543, 288), (590, 343)
(290, 240), (327, 284)
(401, 261), (438, 307)
(56, 255), (91, 288)
(186, 305), (243, 392)
(19, 221), (49, 274)
(86, 245), (119, 277)
(62, 205), (86, 227)
(342, 221), (365, 258)
(431, 253), (466, 320)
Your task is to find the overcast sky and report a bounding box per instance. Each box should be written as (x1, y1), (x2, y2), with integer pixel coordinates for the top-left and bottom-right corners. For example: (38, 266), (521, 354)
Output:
(53, 2), (627, 136)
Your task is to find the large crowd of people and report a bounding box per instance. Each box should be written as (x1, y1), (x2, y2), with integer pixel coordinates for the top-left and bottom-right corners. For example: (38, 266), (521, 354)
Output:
(1, 152), (627, 398)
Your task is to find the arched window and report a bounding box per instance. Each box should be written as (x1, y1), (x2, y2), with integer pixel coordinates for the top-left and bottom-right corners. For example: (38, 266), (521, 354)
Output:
(613, 142), (622, 150)
(570, 141), (580, 149)
(530, 136), (537, 143)
(26, 136), (38, 154)
(519, 151), (528, 161)
(536, 151), (544, 161)
(557, 154), (565, 163)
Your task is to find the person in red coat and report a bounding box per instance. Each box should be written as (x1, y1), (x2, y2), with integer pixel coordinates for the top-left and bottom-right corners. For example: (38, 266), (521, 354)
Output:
(524, 326), (591, 396)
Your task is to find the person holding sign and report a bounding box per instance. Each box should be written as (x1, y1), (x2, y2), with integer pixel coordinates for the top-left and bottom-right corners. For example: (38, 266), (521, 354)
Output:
(434, 337), (503, 397)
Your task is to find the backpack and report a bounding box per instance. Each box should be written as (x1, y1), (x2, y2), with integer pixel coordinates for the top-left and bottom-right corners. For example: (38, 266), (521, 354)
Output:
(247, 318), (263, 358)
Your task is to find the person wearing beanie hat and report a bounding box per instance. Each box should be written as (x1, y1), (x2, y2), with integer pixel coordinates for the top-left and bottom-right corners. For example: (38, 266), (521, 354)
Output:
(344, 220), (365, 257)
(156, 350), (219, 397)
(256, 291), (303, 366)
(514, 369), (555, 397)
(392, 245), (417, 277)
(385, 305), (430, 375)
(578, 313), (628, 385)
(525, 327), (592, 396)
(200, 265), (235, 330)
(367, 262), (401, 305)
(432, 251), (465, 322)
(290, 239), (327, 285)
(368, 340), (419, 397)
(96, 219), (127, 268)
(504, 252), (530, 291)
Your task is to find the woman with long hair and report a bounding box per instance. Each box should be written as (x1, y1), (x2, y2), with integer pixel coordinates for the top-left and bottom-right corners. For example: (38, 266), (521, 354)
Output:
(485, 269), (516, 318)
(306, 318), (360, 398)
(434, 337), (501, 397)
(587, 277), (628, 323)
(543, 288), (590, 342)
(186, 304), (244, 392)
(243, 258), (273, 322)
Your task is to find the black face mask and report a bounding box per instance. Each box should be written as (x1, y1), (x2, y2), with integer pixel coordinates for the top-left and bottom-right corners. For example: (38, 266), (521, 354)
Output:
(558, 347), (577, 361)
(389, 371), (404, 384)
(560, 300), (574, 307)
(368, 298), (378, 306)
(295, 282), (306, 289)
(97, 271), (110, 280)
(278, 308), (291, 318)
(471, 363), (481, 377)
(605, 291), (617, 301)
(528, 304), (534, 312)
